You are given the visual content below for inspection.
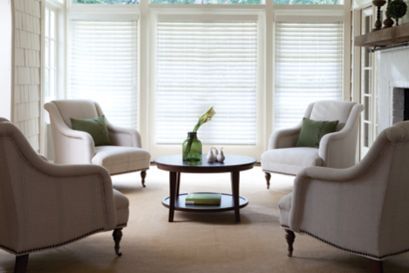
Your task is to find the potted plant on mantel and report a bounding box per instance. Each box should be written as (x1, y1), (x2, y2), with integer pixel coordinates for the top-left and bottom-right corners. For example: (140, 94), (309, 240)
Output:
(387, 0), (408, 26)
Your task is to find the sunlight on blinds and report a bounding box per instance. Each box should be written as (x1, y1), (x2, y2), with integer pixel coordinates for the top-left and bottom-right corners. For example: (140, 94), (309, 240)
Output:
(69, 20), (138, 128)
(274, 22), (343, 129)
(155, 20), (258, 144)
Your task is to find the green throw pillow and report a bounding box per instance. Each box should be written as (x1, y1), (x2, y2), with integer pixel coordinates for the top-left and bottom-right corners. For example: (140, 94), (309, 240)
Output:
(296, 117), (339, 148)
(70, 116), (112, 146)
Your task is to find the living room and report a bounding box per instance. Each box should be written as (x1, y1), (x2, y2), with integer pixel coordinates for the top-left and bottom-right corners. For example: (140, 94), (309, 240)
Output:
(1, 0), (409, 272)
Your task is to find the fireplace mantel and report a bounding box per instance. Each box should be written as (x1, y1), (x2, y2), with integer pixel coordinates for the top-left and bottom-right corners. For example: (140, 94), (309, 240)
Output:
(355, 23), (409, 50)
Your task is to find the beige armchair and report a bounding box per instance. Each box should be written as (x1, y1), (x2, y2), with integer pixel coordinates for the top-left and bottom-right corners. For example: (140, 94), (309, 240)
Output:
(261, 100), (364, 189)
(44, 100), (150, 187)
(278, 120), (409, 273)
(0, 118), (128, 273)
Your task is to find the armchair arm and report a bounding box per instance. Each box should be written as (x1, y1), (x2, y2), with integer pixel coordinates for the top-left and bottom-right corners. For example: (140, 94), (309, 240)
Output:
(288, 139), (391, 256)
(108, 124), (142, 147)
(44, 102), (94, 164)
(268, 126), (301, 149)
(318, 104), (364, 168)
(0, 124), (118, 253)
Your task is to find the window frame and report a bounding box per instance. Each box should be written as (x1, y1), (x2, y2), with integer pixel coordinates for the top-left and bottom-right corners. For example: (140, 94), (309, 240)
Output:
(40, 0), (65, 154)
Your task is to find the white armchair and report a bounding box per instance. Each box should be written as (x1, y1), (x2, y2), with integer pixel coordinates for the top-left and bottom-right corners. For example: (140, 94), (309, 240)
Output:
(278, 120), (409, 273)
(0, 119), (129, 273)
(261, 100), (364, 189)
(44, 100), (151, 187)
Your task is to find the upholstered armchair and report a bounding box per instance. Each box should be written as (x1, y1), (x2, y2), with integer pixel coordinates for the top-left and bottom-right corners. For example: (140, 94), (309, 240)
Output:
(44, 100), (150, 187)
(0, 119), (129, 273)
(278, 120), (409, 273)
(261, 100), (364, 189)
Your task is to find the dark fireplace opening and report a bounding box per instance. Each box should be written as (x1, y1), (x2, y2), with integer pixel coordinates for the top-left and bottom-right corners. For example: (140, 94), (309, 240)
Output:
(393, 88), (409, 124)
(405, 90), (409, 120)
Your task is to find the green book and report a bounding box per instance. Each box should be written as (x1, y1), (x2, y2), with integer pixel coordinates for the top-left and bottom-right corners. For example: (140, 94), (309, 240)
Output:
(185, 193), (222, 206)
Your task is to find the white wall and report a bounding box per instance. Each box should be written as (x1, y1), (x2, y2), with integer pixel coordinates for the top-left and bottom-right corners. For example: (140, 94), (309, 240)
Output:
(0, 0), (12, 119)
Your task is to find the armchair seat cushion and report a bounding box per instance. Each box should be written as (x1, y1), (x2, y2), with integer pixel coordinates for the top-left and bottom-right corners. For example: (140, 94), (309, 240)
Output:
(261, 147), (323, 175)
(113, 189), (129, 227)
(93, 146), (150, 175)
(278, 193), (292, 227)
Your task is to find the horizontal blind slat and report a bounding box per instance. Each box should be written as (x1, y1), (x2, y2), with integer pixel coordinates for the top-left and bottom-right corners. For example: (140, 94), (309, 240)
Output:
(68, 20), (138, 129)
(155, 20), (258, 145)
(274, 22), (344, 129)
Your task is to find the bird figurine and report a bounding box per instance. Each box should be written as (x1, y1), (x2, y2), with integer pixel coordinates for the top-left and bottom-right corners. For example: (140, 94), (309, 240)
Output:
(207, 147), (218, 163)
(216, 148), (225, 163)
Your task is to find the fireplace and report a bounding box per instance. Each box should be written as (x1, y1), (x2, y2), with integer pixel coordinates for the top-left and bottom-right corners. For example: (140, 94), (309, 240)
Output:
(376, 47), (409, 131)
(393, 88), (409, 124)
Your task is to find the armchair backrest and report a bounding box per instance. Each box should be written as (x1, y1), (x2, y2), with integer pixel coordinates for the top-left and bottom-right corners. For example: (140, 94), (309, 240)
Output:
(304, 100), (357, 129)
(0, 119), (43, 252)
(0, 118), (117, 254)
(369, 121), (409, 255)
(46, 100), (104, 128)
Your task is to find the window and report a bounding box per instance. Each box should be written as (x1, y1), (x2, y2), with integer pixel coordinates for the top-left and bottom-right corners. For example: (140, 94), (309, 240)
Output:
(72, 0), (138, 4)
(274, 21), (344, 129)
(44, 6), (58, 103)
(62, 0), (350, 158)
(150, 0), (262, 4)
(68, 20), (139, 128)
(273, 0), (343, 4)
(154, 18), (258, 145)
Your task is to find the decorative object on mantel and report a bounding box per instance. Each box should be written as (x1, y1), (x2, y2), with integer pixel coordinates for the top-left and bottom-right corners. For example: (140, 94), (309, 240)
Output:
(373, 0), (387, 30)
(384, 0), (395, 28)
(387, 0), (408, 26)
(182, 106), (216, 162)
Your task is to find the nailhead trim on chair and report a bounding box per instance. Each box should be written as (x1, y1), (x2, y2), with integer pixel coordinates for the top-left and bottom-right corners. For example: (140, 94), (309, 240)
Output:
(1, 134), (129, 256)
(282, 225), (409, 260)
(1, 224), (127, 255)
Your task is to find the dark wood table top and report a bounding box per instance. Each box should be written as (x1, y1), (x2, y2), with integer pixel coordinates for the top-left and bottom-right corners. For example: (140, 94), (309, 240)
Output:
(155, 154), (256, 173)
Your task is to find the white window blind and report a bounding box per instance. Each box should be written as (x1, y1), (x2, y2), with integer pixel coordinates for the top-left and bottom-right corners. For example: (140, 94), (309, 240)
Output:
(69, 20), (138, 128)
(274, 22), (343, 129)
(155, 19), (258, 145)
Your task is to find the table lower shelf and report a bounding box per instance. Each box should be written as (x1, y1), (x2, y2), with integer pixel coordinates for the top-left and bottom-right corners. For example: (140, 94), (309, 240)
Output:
(162, 192), (248, 212)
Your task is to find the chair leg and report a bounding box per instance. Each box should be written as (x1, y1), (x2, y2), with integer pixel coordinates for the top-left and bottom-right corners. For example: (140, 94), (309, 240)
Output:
(372, 260), (384, 273)
(285, 229), (295, 257)
(113, 228), (123, 257)
(265, 172), (271, 189)
(141, 170), (147, 188)
(14, 254), (29, 273)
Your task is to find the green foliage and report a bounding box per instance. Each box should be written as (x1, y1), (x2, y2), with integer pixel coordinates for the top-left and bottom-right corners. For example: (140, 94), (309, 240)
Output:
(387, 0), (408, 20)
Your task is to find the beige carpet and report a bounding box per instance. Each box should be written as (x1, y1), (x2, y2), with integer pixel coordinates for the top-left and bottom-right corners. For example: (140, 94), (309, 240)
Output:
(1, 166), (409, 273)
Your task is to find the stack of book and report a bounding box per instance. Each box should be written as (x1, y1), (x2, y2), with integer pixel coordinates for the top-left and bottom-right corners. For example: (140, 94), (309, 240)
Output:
(185, 193), (222, 206)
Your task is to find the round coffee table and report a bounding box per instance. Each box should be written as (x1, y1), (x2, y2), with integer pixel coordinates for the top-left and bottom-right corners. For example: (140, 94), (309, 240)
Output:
(155, 155), (256, 223)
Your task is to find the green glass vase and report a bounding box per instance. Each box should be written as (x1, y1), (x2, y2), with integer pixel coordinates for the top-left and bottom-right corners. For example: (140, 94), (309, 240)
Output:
(182, 132), (202, 162)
